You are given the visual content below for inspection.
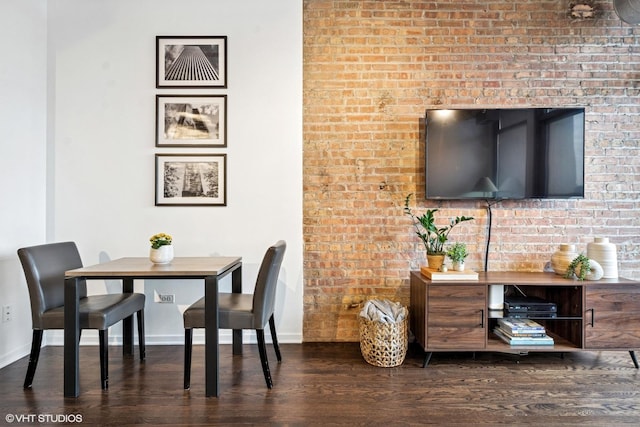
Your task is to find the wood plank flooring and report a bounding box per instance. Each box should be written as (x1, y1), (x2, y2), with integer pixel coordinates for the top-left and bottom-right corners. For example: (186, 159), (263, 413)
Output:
(1, 343), (640, 425)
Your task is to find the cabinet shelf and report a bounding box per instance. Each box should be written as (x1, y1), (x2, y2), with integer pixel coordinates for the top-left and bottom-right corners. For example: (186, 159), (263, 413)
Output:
(489, 311), (582, 321)
(487, 331), (580, 353)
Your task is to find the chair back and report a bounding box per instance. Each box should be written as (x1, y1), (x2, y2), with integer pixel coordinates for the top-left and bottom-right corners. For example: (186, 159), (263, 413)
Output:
(17, 242), (87, 329)
(251, 240), (286, 327)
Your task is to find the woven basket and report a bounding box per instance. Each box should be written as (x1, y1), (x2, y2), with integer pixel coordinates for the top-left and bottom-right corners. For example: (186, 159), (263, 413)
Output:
(359, 315), (408, 367)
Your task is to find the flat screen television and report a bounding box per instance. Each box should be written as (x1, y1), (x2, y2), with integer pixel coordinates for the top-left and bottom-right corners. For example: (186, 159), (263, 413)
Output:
(425, 108), (585, 200)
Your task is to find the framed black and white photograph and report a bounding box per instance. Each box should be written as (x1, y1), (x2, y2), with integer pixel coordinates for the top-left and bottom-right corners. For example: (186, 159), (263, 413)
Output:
(156, 95), (227, 147)
(156, 36), (227, 88)
(155, 154), (227, 206)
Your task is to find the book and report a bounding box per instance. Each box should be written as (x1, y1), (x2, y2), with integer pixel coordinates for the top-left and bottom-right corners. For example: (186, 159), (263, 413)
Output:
(495, 326), (547, 338)
(497, 318), (545, 334)
(420, 267), (479, 281)
(494, 328), (555, 346)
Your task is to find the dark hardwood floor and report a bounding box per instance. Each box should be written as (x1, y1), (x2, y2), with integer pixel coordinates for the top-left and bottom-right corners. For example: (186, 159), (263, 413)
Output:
(1, 343), (639, 425)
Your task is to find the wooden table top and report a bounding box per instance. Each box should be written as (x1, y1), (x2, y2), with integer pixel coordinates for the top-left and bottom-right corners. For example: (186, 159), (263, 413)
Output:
(65, 256), (242, 278)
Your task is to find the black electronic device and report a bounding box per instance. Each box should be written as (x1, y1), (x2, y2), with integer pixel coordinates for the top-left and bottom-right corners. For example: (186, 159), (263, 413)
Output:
(504, 295), (557, 313)
(506, 312), (558, 319)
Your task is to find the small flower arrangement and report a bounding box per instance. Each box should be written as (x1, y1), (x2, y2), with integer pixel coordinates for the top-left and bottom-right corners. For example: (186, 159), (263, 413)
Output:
(150, 233), (172, 249)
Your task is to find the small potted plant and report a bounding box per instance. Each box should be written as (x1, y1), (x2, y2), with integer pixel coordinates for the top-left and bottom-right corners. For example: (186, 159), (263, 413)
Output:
(149, 232), (173, 264)
(403, 194), (474, 270)
(446, 242), (469, 272)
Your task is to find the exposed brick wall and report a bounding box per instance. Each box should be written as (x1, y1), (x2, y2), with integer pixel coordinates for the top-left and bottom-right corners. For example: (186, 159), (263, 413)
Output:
(303, 0), (640, 342)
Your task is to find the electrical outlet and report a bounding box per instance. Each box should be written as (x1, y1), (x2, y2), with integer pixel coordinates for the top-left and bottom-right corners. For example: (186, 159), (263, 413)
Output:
(2, 305), (12, 322)
(158, 294), (175, 304)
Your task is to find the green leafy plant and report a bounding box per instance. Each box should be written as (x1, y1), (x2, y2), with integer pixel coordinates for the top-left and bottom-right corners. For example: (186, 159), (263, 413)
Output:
(403, 194), (474, 255)
(150, 233), (172, 249)
(564, 254), (590, 280)
(446, 242), (469, 263)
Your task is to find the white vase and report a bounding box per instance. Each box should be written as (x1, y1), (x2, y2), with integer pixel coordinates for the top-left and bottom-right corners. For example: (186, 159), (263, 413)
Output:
(587, 237), (618, 279)
(452, 261), (465, 272)
(150, 245), (174, 264)
(585, 259), (604, 281)
(550, 244), (578, 276)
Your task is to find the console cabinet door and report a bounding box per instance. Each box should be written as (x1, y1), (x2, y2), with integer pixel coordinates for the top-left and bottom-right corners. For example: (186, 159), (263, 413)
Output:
(584, 285), (640, 349)
(427, 284), (486, 349)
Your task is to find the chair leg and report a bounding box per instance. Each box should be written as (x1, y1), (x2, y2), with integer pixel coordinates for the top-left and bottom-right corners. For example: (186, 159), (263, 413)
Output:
(99, 330), (108, 390)
(23, 330), (44, 389)
(137, 309), (146, 361)
(256, 329), (273, 389)
(184, 329), (193, 390)
(268, 315), (282, 363)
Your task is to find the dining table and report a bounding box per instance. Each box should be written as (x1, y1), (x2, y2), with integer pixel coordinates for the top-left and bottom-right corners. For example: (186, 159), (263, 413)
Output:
(64, 256), (242, 398)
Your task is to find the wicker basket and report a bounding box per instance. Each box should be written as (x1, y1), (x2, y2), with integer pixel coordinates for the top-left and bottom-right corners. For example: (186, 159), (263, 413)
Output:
(359, 315), (408, 367)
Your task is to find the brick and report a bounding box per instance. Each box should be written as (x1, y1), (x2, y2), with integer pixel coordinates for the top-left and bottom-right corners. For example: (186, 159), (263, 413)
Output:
(302, 0), (640, 342)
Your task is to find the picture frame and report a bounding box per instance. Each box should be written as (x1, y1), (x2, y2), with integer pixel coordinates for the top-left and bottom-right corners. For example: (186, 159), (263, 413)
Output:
(156, 95), (227, 147)
(156, 36), (227, 88)
(155, 154), (227, 206)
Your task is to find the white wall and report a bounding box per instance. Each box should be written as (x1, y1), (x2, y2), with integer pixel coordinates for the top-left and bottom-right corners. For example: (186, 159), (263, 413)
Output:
(48, 0), (303, 345)
(0, 0), (303, 367)
(0, 0), (48, 367)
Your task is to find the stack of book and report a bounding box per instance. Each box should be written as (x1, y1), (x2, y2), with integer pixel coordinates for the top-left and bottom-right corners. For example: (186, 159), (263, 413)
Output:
(494, 318), (554, 346)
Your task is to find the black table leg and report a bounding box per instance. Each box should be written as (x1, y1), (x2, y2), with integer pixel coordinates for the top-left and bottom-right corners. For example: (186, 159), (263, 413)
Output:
(122, 278), (134, 356)
(64, 277), (80, 397)
(205, 275), (220, 397)
(630, 351), (639, 369)
(232, 266), (243, 355)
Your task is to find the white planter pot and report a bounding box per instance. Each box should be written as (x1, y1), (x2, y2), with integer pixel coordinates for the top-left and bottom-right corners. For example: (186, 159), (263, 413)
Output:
(452, 261), (465, 272)
(150, 245), (174, 264)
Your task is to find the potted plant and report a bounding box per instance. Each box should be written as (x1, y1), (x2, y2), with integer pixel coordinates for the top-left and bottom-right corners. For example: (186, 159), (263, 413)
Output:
(403, 194), (474, 270)
(149, 232), (173, 264)
(446, 242), (469, 272)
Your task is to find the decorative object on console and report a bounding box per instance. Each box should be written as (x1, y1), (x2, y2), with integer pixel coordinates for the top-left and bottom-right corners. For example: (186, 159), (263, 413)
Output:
(149, 233), (174, 264)
(446, 242), (469, 272)
(420, 266), (478, 281)
(564, 254), (603, 281)
(587, 237), (618, 279)
(488, 285), (505, 310)
(403, 193), (474, 270)
(551, 244), (578, 276)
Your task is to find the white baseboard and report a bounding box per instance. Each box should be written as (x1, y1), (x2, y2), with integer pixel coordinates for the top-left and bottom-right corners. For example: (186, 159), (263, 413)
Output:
(44, 331), (303, 346)
(0, 343), (31, 370)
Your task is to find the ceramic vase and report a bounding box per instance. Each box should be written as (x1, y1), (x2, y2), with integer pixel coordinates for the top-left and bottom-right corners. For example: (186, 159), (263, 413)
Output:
(587, 237), (618, 279)
(550, 244), (578, 276)
(150, 245), (174, 264)
(452, 261), (465, 272)
(585, 259), (604, 281)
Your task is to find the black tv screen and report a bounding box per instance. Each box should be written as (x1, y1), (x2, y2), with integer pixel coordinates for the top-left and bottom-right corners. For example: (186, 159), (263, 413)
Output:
(425, 108), (585, 200)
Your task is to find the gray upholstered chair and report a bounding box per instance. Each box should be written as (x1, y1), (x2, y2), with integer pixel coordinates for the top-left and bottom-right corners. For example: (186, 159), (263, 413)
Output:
(17, 241), (145, 390)
(183, 240), (286, 389)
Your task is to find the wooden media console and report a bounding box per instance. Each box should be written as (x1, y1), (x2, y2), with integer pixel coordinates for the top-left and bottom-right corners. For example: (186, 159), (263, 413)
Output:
(409, 271), (640, 368)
